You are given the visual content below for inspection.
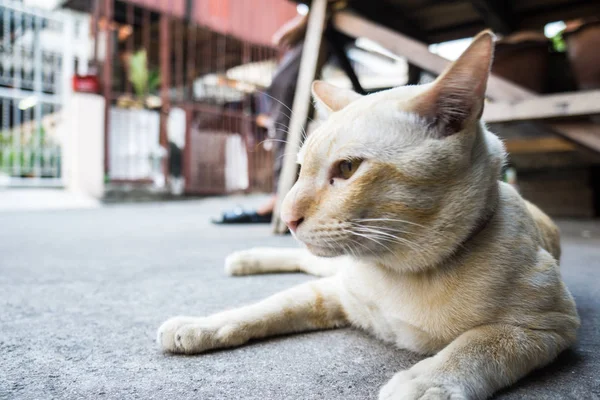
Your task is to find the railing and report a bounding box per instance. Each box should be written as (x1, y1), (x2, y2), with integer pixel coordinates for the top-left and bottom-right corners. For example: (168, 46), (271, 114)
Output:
(0, 0), (73, 186)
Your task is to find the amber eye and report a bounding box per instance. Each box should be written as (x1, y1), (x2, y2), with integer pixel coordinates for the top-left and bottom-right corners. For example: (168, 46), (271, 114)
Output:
(338, 159), (361, 179)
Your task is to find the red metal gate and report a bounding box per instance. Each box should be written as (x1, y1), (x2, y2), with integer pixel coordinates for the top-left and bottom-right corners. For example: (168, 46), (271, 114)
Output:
(90, 0), (295, 193)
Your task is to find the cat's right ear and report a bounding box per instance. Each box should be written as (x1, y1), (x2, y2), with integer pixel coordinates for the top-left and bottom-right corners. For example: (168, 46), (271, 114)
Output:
(312, 81), (362, 117)
(410, 30), (495, 136)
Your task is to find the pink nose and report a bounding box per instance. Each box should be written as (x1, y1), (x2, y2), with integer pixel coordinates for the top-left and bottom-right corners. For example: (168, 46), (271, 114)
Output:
(283, 215), (305, 233)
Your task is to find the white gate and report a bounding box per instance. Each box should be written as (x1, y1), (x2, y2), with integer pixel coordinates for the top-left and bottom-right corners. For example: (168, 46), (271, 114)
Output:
(0, 0), (72, 186)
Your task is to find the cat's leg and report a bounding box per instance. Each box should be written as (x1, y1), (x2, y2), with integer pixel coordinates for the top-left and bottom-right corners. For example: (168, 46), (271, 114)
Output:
(378, 322), (578, 400)
(157, 276), (348, 354)
(224, 247), (339, 277)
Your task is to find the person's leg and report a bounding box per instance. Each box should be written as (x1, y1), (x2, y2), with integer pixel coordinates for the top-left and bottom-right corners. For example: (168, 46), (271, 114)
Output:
(257, 194), (277, 216)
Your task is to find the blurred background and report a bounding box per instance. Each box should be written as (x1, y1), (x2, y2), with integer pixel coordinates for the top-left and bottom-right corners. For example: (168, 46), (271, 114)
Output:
(0, 0), (599, 218)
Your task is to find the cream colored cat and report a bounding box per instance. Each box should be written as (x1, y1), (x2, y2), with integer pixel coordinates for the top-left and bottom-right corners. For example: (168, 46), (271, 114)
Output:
(158, 32), (579, 400)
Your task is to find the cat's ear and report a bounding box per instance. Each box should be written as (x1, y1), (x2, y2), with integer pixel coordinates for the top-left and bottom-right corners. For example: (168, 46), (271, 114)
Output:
(312, 81), (362, 116)
(411, 30), (495, 136)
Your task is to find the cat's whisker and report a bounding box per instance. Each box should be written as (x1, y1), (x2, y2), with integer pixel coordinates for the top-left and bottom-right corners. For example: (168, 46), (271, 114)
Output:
(253, 89), (311, 138)
(254, 138), (290, 151)
(350, 224), (427, 254)
(342, 228), (395, 254)
(345, 236), (373, 258)
(352, 218), (453, 243)
(354, 218), (429, 230)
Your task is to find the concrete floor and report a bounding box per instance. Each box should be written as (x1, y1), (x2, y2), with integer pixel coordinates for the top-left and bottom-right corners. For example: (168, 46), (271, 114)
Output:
(0, 197), (599, 400)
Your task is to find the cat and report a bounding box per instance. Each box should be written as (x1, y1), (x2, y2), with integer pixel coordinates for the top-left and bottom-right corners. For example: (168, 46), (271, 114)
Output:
(157, 31), (579, 400)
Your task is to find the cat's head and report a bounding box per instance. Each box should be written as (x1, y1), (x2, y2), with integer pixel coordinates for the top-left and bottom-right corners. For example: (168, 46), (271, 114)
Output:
(280, 31), (506, 271)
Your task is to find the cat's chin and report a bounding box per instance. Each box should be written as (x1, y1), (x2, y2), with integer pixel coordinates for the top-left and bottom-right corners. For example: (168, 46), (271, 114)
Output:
(304, 243), (341, 258)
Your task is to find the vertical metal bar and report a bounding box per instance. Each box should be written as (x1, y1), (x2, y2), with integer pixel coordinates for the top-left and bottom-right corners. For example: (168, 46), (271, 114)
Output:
(2, 98), (9, 176)
(175, 20), (183, 101)
(61, 13), (74, 182)
(186, 23), (196, 101)
(125, 3), (134, 95)
(92, 0), (100, 69)
(103, 0), (113, 176)
(11, 9), (21, 178)
(159, 13), (171, 179)
(2, 5), (11, 84)
(33, 15), (43, 178)
(143, 9), (150, 55)
(2, 7), (12, 177)
(183, 105), (192, 193)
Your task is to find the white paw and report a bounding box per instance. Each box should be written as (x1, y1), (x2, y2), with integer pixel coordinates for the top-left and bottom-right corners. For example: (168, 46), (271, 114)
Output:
(378, 358), (467, 400)
(157, 316), (245, 354)
(224, 249), (263, 276)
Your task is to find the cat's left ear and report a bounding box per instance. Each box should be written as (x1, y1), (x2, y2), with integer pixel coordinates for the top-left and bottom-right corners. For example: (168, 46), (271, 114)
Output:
(312, 81), (362, 117)
(411, 30), (495, 136)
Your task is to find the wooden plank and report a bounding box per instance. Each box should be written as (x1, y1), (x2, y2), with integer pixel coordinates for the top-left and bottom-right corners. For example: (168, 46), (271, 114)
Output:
(333, 11), (535, 101)
(548, 122), (600, 153)
(272, 0), (328, 234)
(334, 11), (600, 154)
(483, 90), (600, 123)
(504, 137), (576, 154)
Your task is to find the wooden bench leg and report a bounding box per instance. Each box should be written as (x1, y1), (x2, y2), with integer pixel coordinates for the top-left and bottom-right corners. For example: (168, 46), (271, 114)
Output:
(272, 0), (329, 234)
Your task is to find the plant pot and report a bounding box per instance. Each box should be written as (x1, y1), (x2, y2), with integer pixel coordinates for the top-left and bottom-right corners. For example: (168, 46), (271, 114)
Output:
(492, 31), (550, 93)
(563, 19), (600, 90)
(545, 51), (577, 93)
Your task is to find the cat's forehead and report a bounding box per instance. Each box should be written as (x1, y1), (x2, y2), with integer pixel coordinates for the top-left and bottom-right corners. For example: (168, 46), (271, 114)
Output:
(298, 85), (433, 165)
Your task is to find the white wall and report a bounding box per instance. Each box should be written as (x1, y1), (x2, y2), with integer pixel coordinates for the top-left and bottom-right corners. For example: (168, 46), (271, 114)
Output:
(62, 93), (105, 199)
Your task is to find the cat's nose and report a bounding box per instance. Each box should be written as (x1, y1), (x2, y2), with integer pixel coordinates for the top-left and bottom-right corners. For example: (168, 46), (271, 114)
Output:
(283, 215), (305, 233)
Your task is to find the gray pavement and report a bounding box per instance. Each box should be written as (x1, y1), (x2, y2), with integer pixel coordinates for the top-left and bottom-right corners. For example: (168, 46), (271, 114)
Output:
(0, 197), (599, 400)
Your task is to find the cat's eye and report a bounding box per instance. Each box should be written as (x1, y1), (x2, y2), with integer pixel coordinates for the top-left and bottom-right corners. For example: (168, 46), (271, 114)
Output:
(336, 159), (362, 180)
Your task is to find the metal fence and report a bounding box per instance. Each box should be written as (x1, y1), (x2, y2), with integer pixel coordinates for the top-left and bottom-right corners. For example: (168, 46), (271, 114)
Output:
(95, 0), (284, 194)
(0, 0), (71, 186)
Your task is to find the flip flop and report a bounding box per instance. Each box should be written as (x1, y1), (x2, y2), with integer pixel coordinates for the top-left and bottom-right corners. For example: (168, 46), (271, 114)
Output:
(212, 207), (272, 224)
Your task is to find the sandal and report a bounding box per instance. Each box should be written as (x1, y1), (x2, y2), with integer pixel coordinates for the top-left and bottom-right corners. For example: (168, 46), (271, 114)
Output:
(211, 207), (272, 224)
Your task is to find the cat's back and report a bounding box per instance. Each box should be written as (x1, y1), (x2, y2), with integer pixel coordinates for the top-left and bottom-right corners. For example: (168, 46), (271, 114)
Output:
(524, 199), (561, 261)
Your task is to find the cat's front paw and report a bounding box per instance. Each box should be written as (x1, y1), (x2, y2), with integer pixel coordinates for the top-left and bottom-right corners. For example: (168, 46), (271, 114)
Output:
(379, 378), (466, 400)
(157, 316), (246, 354)
(224, 248), (263, 276)
(379, 359), (467, 400)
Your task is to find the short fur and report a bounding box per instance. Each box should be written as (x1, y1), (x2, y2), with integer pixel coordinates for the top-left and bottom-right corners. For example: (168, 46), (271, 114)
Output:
(158, 32), (579, 399)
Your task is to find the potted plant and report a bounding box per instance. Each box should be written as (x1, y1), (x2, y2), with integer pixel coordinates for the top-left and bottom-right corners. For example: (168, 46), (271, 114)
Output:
(545, 29), (578, 93)
(110, 49), (164, 183)
(491, 31), (551, 93)
(563, 19), (600, 90)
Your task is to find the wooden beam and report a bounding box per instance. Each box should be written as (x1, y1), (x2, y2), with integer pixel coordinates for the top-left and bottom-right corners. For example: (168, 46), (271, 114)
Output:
(272, 0), (328, 234)
(333, 11), (600, 154)
(470, 0), (515, 34)
(504, 137), (576, 154)
(483, 90), (600, 123)
(548, 123), (600, 153)
(333, 11), (535, 101)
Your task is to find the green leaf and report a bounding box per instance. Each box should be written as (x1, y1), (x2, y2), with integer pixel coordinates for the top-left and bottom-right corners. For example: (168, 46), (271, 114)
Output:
(148, 68), (161, 94)
(128, 50), (150, 98)
(550, 31), (566, 53)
